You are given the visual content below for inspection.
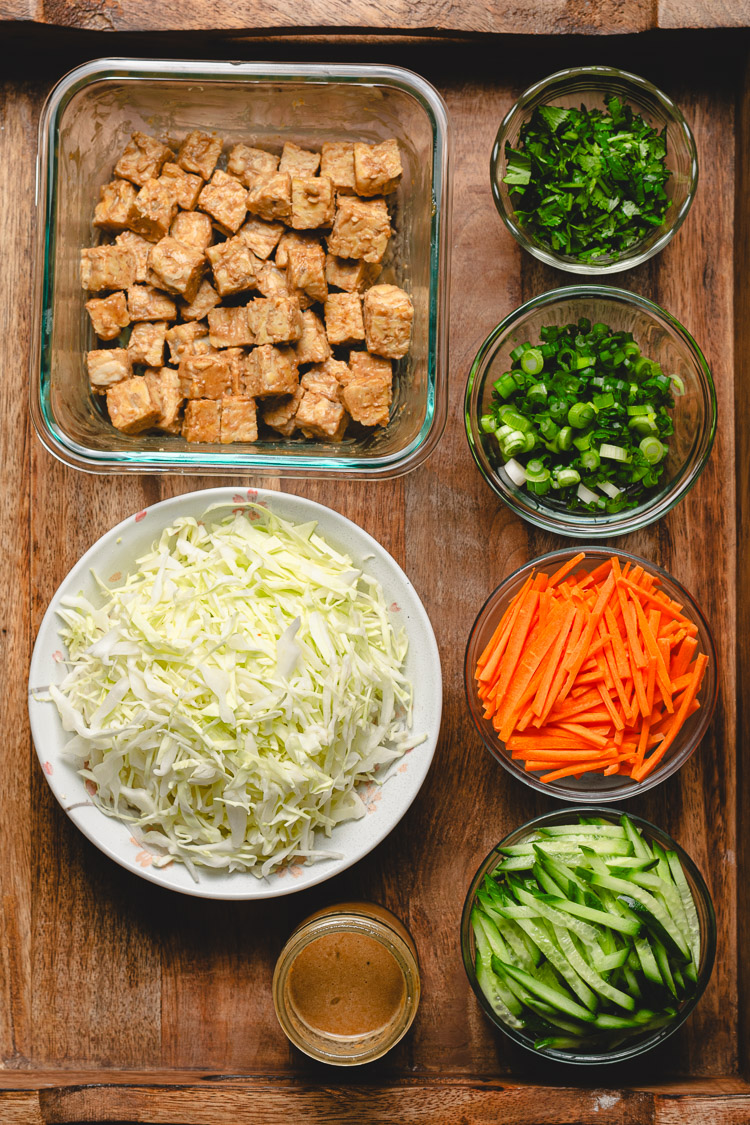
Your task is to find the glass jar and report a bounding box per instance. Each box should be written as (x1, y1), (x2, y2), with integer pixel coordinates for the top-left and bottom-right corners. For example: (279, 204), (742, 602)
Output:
(273, 901), (421, 1065)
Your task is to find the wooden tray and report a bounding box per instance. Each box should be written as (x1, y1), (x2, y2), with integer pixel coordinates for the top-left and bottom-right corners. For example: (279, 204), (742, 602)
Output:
(2, 26), (749, 1124)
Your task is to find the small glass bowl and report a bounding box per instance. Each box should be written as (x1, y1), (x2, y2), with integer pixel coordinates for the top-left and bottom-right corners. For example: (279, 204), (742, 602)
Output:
(460, 806), (716, 1065)
(464, 547), (718, 803)
(464, 286), (716, 539)
(490, 66), (698, 274)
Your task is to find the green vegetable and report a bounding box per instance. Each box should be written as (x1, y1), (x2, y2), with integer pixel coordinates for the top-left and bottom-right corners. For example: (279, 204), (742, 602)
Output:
(471, 815), (702, 1053)
(485, 317), (677, 513)
(503, 96), (672, 262)
(50, 505), (423, 879)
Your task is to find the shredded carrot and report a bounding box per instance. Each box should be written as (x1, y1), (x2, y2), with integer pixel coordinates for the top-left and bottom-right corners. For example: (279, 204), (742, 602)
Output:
(474, 553), (711, 788)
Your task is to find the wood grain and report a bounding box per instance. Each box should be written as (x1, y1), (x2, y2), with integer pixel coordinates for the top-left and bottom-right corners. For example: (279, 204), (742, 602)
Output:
(1, 0), (750, 34)
(0, 28), (747, 1122)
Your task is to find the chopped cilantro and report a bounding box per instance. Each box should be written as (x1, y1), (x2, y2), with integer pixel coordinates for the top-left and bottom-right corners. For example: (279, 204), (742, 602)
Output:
(503, 96), (672, 261)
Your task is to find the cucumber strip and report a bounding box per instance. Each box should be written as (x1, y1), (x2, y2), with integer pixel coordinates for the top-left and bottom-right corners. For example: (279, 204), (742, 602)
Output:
(509, 916), (598, 1011)
(493, 854), (536, 872)
(652, 937), (678, 999)
(634, 933), (664, 987)
(666, 849), (701, 966)
(539, 854), (589, 895)
(652, 844), (693, 943)
(474, 909), (513, 961)
(621, 964), (642, 1000)
(621, 815), (653, 860)
(501, 838), (632, 857)
(535, 1036), (590, 1050)
(606, 857), (659, 873)
(537, 893), (641, 937)
(532, 860), (566, 898)
(476, 950), (525, 1024)
(593, 1009), (658, 1030)
(538, 824), (628, 838)
(492, 959), (598, 1023)
(591, 946), (629, 972)
(578, 871), (690, 960)
(552, 926), (636, 1011)
(523, 997), (590, 1035)
(509, 884), (600, 944)
(672, 966), (685, 992)
(629, 870), (690, 933)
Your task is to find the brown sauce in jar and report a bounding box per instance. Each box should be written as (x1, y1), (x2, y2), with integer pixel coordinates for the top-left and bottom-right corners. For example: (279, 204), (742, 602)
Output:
(287, 930), (407, 1037)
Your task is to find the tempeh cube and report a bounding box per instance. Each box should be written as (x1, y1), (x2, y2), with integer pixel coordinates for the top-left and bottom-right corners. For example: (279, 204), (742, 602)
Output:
(222, 346), (247, 389)
(325, 254), (380, 293)
(207, 305), (254, 348)
(165, 320), (213, 364)
(247, 293), (303, 346)
(353, 139), (403, 197)
(114, 131), (172, 187)
(128, 320), (168, 367)
(221, 396), (258, 443)
(206, 236), (263, 297)
(295, 390), (347, 439)
(343, 350), (393, 426)
(93, 179), (138, 232)
(147, 236), (205, 302)
(180, 279), (221, 321)
(177, 131), (223, 180)
(106, 376), (160, 433)
(183, 399), (221, 442)
(127, 177), (178, 242)
(170, 210), (214, 252)
(261, 386), (304, 436)
(198, 169), (248, 234)
(256, 261), (291, 299)
(81, 245), (136, 292)
(242, 345), (299, 397)
(286, 241), (327, 304)
(294, 310), (331, 366)
(127, 285), (178, 322)
(85, 291), (130, 341)
(87, 347), (132, 390)
(245, 172), (292, 223)
(324, 292), (364, 347)
(320, 142), (356, 195)
(158, 162), (203, 210)
(239, 216), (285, 260)
(279, 142), (320, 176)
(227, 144), (279, 187)
(300, 362), (344, 402)
(144, 366), (183, 432)
(275, 230), (322, 269)
(290, 176), (335, 230)
(178, 353), (235, 399)
(327, 195), (391, 263)
(115, 231), (152, 283)
(363, 283), (413, 359)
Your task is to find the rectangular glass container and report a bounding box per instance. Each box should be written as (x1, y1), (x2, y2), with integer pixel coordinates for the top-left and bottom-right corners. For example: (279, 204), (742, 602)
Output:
(31, 58), (451, 477)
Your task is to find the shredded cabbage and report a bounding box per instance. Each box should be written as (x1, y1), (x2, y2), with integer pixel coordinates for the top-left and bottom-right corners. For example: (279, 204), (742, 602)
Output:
(50, 504), (421, 878)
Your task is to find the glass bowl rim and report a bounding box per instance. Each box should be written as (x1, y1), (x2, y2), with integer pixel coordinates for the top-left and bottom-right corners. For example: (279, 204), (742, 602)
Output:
(463, 545), (720, 803)
(31, 55), (452, 479)
(460, 803), (717, 1065)
(463, 284), (717, 539)
(489, 64), (699, 275)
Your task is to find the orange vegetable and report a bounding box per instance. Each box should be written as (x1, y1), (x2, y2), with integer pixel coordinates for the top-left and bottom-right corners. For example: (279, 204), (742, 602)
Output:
(474, 554), (711, 787)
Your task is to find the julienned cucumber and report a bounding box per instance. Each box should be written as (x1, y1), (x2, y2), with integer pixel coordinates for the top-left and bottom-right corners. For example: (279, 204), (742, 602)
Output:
(471, 815), (701, 1052)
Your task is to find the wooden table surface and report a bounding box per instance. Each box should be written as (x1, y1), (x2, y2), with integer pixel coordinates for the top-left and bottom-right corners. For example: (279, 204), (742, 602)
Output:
(1, 26), (750, 1125)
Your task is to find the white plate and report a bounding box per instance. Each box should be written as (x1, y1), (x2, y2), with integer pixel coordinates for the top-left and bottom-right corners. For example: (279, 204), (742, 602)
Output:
(28, 487), (441, 900)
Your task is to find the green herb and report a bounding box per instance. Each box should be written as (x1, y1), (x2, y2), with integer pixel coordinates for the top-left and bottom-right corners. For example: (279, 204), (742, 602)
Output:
(504, 96), (672, 262)
(479, 317), (679, 513)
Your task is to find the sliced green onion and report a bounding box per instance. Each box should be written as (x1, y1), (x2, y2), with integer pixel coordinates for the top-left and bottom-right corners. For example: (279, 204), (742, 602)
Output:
(670, 374), (686, 395)
(598, 480), (622, 500)
(580, 449), (601, 471)
(577, 482), (602, 506)
(504, 458), (528, 486)
(600, 443), (631, 463)
(480, 414), (498, 434)
(557, 426), (573, 451)
(552, 467), (580, 489)
(639, 436), (666, 464)
(521, 348), (544, 376)
(568, 402), (595, 429)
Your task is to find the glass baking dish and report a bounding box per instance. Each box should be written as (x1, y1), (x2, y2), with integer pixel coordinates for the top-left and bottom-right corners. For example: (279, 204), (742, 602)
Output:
(31, 57), (451, 477)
